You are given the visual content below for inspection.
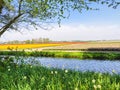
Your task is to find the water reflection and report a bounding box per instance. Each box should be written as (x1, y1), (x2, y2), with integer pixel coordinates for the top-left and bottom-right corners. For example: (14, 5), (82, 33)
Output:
(32, 57), (120, 74)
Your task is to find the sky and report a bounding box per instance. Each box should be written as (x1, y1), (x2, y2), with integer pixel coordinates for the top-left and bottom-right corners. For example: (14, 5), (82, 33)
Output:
(0, 2), (120, 42)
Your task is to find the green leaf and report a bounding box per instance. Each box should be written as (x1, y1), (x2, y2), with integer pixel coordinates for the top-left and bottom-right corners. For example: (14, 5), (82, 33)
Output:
(60, 9), (63, 14)
(35, 7), (38, 13)
(45, 0), (48, 4)
(45, 4), (49, 9)
(26, 0), (32, 3)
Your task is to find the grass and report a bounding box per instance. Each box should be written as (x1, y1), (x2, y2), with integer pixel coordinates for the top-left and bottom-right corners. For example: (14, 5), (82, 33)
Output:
(1, 50), (120, 60)
(0, 57), (120, 90)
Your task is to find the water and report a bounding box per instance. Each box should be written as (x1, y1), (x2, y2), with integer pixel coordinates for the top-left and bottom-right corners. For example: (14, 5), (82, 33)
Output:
(1, 55), (120, 74)
(26, 57), (120, 74)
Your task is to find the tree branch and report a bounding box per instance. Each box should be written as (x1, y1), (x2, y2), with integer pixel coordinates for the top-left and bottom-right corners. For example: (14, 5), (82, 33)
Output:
(18, 0), (23, 14)
(0, 0), (4, 14)
(0, 13), (23, 36)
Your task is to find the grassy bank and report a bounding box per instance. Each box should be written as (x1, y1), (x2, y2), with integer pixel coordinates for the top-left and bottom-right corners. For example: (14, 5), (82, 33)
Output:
(0, 51), (120, 60)
(1, 51), (120, 89)
(1, 61), (120, 90)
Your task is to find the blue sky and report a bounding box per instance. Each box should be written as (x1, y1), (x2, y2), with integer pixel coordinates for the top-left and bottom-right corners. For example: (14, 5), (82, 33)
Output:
(0, 3), (120, 42)
(63, 3), (120, 24)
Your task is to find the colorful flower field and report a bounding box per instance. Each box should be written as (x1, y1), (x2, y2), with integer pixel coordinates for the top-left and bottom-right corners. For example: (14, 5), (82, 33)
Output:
(0, 42), (87, 50)
(1, 41), (120, 51)
(0, 43), (62, 50)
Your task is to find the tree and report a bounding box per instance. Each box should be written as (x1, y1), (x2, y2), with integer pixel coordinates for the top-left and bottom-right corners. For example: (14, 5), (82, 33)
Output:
(25, 40), (31, 44)
(0, 0), (119, 37)
(0, 0), (4, 13)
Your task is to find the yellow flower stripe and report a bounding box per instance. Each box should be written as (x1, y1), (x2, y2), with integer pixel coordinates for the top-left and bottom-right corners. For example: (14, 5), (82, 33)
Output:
(0, 43), (62, 50)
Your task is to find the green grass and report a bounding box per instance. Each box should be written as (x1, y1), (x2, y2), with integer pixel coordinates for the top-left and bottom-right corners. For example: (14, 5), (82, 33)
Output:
(1, 63), (120, 90)
(1, 64), (120, 90)
(1, 50), (120, 60)
(0, 56), (120, 90)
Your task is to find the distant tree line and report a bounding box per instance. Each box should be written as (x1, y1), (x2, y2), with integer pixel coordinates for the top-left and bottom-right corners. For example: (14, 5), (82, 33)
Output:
(3, 37), (52, 44)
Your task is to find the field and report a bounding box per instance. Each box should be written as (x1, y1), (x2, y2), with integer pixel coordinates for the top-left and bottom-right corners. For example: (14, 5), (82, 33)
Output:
(1, 41), (120, 51)
(0, 43), (65, 50)
(0, 42), (87, 51)
(42, 41), (120, 52)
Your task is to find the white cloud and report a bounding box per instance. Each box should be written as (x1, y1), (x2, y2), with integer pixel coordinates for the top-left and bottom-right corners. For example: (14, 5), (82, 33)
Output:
(0, 23), (120, 42)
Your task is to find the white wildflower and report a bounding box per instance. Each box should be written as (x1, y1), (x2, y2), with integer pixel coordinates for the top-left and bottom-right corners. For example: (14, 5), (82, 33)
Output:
(55, 71), (57, 74)
(92, 79), (96, 83)
(112, 69), (116, 73)
(30, 65), (32, 68)
(23, 76), (27, 80)
(51, 71), (54, 74)
(93, 85), (97, 89)
(65, 69), (68, 73)
(8, 69), (10, 71)
(75, 87), (78, 90)
(97, 85), (101, 89)
(1, 89), (6, 90)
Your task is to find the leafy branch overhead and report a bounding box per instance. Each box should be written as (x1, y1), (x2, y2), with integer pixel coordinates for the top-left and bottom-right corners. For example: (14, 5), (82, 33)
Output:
(0, 0), (119, 36)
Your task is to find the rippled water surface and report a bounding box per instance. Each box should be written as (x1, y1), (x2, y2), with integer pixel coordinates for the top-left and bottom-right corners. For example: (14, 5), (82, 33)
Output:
(27, 57), (120, 74)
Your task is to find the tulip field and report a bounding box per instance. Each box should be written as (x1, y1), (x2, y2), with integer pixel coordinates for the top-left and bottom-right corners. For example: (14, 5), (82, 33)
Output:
(1, 41), (120, 51)
(0, 42), (86, 51)
(0, 43), (63, 50)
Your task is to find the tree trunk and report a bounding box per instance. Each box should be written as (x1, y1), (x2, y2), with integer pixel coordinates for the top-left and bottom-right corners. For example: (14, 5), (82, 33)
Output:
(0, 13), (23, 37)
